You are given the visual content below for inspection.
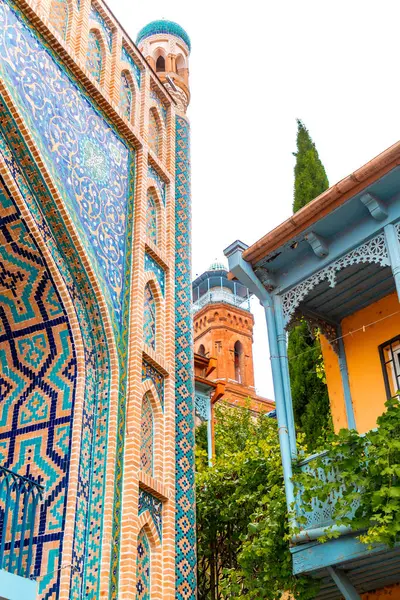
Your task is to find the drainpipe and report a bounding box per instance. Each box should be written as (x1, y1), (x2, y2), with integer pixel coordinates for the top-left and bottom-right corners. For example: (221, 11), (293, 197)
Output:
(384, 223), (400, 301)
(224, 242), (297, 523)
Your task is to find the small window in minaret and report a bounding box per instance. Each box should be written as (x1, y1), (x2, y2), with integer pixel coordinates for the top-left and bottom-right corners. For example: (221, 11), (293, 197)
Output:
(234, 341), (243, 383)
(198, 344), (206, 357)
(156, 55), (165, 72)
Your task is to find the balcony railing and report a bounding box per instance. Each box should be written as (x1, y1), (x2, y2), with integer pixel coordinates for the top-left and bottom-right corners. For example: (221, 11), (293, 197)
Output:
(192, 291), (251, 314)
(294, 449), (359, 542)
(0, 466), (43, 579)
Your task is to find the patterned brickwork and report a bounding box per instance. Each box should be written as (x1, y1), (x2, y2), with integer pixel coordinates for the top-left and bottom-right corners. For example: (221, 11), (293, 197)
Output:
(0, 3), (133, 326)
(136, 528), (151, 600)
(49, 0), (68, 39)
(140, 393), (154, 476)
(144, 283), (156, 350)
(150, 89), (167, 126)
(174, 115), (196, 599)
(149, 110), (160, 158)
(142, 361), (164, 410)
(0, 170), (77, 595)
(144, 253), (165, 296)
(0, 111), (109, 600)
(138, 489), (162, 539)
(146, 191), (157, 245)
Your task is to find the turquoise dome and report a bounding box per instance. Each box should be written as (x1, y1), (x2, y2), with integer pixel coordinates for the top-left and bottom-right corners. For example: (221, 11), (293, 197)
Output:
(136, 20), (191, 52)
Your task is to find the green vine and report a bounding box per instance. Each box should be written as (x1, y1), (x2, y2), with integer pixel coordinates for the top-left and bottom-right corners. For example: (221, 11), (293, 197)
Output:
(293, 395), (400, 548)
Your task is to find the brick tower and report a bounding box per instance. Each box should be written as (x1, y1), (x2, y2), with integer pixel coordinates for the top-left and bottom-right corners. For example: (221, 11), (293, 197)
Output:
(193, 262), (274, 412)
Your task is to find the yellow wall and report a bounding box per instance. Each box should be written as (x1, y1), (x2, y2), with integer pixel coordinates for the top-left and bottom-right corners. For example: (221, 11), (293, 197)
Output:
(321, 291), (400, 434)
(362, 584), (400, 599)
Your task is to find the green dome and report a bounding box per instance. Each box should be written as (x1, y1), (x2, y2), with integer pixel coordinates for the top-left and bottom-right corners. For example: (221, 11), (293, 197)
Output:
(136, 20), (191, 52)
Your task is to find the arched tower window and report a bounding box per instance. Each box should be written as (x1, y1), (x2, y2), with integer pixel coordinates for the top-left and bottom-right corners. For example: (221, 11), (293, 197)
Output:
(136, 528), (151, 599)
(148, 108), (161, 158)
(119, 71), (133, 121)
(176, 54), (185, 75)
(86, 30), (103, 83)
(49, 0), (69, 39)
(234, 340), (243, 383)
(140, 392), (154, 476)
(156, 55), (165, 72)
(146, 190), (158, 245)
(143, 282), (156, 350)
(198, 344), (206, 356)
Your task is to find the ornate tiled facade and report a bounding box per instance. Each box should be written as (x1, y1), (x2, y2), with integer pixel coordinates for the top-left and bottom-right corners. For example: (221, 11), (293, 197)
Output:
(0, 3), (195, 600)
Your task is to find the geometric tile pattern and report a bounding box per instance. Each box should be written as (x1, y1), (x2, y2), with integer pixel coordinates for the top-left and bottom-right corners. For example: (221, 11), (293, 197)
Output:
(0, 174), (77, 594)
(148, 110), (160, 158)
(146, 191), (157, 245)
(144, 253), (165, 297)
(150, 89), (167, 125)
(49, 0), (68, 39)
(86, 30), (102, 83)
(174, 115), (196, 599)
(138, 489), (162, 540)
(140, 393), (154, 476)
(147, 165), (166, 206)
(120, 72), (132, 120)
(143, 283), (156, 350)
(0, 0), (133, 326)
(136, 528), (150, 600)
(89, 6), (112, 51)
(142, 361), (164, 410)
(121, 47), (141, 88)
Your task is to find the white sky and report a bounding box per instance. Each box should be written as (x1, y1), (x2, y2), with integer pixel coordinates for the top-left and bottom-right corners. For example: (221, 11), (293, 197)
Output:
(109, 0), (400, 400)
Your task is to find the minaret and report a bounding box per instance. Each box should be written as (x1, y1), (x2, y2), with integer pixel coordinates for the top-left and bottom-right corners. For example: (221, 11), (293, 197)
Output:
(136, 20), (190, 113)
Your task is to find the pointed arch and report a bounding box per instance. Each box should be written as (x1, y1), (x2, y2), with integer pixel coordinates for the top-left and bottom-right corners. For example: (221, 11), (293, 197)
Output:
(49, 0), (70, 40)
(148, 107), (164, 161)
(136, 514), (162, 600)
(143, 274), (165, 355)
(119, 69), (135, 123)
(146, 187), (158, 245)
(86, 28), (104, 83)
(176, 53), (186, 74)
(140, 380), (163, 479)
(234, 340), (243, 383)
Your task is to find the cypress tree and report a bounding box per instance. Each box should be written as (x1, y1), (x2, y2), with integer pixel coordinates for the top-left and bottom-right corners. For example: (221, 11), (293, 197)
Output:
(287, 120), (332, 451)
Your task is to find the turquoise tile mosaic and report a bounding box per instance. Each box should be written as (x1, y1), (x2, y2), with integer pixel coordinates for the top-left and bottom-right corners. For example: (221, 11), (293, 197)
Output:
(146, 191), (157, 244)
(144, 253), (165, 296)
(120, 71), (133, 120)
(150, 89), (167, 126)
(143, 283), (156, 350)
(138, 489), (162, 539)
(49, 0), (68, 39)
(89, 5), (112, 50)
(86, 29), (103, 82)
(147, 165), (166, 206)
(0, 0), (134, 326)
(121, 47), (141, 88)
(174, 115), (196, 599)
(140, 393), (154, 476)
(136, 528), (151, 600)
(142, 360), (164, 410)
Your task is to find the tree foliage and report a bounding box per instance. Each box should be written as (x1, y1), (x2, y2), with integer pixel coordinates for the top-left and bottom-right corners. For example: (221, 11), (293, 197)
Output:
(294, 395), (400, 548)
(293, 119), (329, 213)
(289, 120), (331, 451)
(196, 404), (317, 600)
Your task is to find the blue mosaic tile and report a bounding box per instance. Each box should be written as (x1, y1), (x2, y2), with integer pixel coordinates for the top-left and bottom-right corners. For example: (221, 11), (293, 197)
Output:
(174, 115), (196, 599)
(142, 360), (164, 410)
(121, 46), (141, 88)
(136, 528), (150, 600)
(148, 165), (166, 206)
(139, 489), (162, 539)
(145, 253), (165, 296)
(89, 5), (112, 50)
(0, 0), (134, 326)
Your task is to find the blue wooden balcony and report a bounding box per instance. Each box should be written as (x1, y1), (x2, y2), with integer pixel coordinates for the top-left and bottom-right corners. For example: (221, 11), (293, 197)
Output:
(0, 466), (43, 600)
(225, 145), (400, 599)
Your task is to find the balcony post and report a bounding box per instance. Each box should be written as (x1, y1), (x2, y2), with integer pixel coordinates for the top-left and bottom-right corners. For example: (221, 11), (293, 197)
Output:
(384, 223), (400, 301)
(274, 295), (297, 459)
(327, 567), (361, 600)
(337, 325), (356, 430)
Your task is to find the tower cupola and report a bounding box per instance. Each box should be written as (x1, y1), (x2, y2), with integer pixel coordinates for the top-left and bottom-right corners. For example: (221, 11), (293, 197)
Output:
(136, 19), (191, 112)
(192, 262), (251, 314)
